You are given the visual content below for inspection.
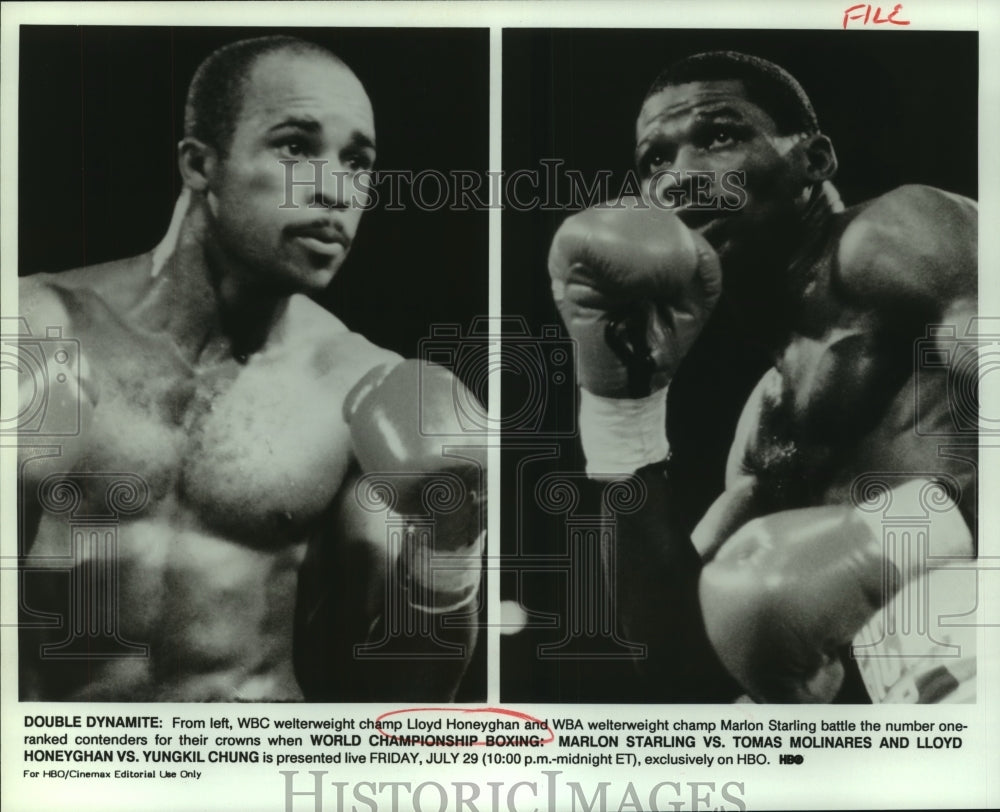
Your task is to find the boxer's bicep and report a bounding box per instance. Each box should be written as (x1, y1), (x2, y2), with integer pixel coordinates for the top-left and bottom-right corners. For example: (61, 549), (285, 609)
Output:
(838, 185), (977, 316)
(838, 187), (979, 511)
(724, 368), (778, 486)
(692, 370), (774, 559)
(692, 476), (758, 560)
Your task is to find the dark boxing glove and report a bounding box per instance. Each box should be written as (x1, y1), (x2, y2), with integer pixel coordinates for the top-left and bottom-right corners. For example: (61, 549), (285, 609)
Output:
(699, 505), (899, 702)
(699, 478), (973, 702)
(548, 197), (721, 399)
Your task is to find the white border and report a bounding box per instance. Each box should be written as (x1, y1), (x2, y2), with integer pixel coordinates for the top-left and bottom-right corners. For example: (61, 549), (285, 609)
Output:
(2, 2), (997, 811)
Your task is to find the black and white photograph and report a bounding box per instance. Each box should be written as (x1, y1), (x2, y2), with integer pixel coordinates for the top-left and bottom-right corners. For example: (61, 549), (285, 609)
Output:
(500, 28), (981, 705)
(2, 4), (998, 812)
(12, 26), (489, 703)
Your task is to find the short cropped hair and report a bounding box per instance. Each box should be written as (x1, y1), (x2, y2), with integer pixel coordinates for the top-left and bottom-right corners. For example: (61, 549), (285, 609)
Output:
(184, 36), (345, 156)
(645, 51), (819, 135)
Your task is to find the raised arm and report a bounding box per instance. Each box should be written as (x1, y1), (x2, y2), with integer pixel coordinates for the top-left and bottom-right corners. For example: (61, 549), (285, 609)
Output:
(690, 369), (776, 560)
(698, 186), (979, 702)
(295, 360), (484, 701)
(547, 199), (739, 699)
(839, 185), (978, 444)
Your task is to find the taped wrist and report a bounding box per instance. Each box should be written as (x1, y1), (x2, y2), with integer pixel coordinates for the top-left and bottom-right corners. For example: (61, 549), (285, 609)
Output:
(579, 386), (669, 478)
(400, 528), (483, 614)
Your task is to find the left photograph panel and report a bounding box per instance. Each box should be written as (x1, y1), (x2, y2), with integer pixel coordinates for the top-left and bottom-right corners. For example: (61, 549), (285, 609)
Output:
(13, 26), (489, 703)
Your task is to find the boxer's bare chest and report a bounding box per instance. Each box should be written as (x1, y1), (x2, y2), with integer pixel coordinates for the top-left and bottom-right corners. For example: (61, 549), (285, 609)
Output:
(29, 291), (363, 542)
(20, 285), (388, 698)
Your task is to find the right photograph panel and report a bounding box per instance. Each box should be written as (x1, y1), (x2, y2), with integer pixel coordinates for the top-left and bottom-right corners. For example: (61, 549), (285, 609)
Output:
(500, 29), (980, 704)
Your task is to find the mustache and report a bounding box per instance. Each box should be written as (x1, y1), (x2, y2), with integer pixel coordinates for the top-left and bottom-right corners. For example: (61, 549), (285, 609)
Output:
(285, 219), (352, 247)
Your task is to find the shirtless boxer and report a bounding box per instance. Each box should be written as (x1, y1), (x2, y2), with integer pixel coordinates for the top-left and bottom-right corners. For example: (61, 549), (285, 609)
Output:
(548, 52), (977, 702)
(17, 36), (484, 701)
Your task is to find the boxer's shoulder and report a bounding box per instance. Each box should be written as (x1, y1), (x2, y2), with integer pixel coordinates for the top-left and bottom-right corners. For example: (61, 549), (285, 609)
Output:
(19, 272), (73, 334)
(835, 185), (977, 306)
(282, 293), (401, 387)
(20, 254), (153, 329)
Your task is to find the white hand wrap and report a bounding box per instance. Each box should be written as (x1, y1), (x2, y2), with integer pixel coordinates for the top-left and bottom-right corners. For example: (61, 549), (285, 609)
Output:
(579, 386), (670, 478)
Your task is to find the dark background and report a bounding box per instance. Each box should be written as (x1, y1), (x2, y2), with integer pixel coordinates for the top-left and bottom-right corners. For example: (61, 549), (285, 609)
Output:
(500, 29), (979, 703)
(18, 25), (489, 702)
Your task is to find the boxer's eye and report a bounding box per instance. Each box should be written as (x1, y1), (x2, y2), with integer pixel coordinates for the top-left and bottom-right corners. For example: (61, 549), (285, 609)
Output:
(343, 150), (374, 172)
(276, 139), (308, 158)
(698, 127), (733, 149)
(646, 152), (669, 171)
(710, 129), (734, 147)
(638, 147), (673, 177)
(696, 123), (748, 150)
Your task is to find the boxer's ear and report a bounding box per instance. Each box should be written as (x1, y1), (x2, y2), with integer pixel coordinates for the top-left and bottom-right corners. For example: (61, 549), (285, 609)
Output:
(177, 137), (217, 193)
(801, 133), (838, 183)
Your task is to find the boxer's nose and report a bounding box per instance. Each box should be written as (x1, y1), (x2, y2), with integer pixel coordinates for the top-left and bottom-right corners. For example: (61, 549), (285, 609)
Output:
(313, 167), (351, 211)
(323, 159), (372, 212)
(646, 165), (699, 210)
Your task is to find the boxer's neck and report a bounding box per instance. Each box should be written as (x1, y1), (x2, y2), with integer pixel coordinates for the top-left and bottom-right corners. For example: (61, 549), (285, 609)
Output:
(725, 182), (844, 349)
(135, 194), (287, 366)
(783, 181), (843, 294)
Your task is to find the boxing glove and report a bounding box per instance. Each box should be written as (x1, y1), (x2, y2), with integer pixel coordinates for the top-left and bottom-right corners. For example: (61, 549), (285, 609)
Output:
(344, 359), (485, 612)
(698, 504), (899, 702)
(548, 197), (721, 398)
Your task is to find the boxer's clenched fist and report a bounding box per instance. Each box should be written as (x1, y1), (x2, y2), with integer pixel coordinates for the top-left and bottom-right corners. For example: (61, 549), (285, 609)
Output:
(344, 360), (484, 612)
(344, 359), (485, 520)
(699, 505), (899, 702)
(548, 197), (721, 398)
